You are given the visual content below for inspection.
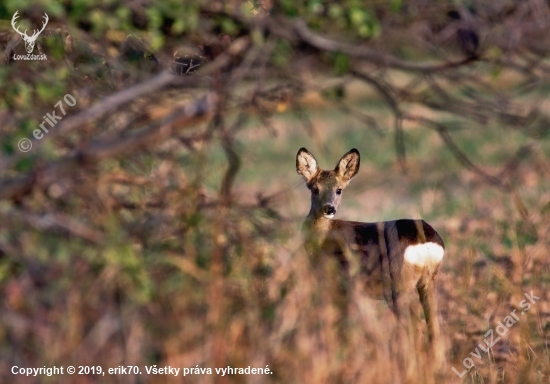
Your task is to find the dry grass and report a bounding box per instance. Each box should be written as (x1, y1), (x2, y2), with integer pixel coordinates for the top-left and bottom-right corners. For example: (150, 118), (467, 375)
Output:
(1, 92), (549, 384)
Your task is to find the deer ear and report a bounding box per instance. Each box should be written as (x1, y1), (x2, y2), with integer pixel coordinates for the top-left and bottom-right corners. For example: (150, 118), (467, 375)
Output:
(296, 147), (319, 183)
(335, 148), (360, 182)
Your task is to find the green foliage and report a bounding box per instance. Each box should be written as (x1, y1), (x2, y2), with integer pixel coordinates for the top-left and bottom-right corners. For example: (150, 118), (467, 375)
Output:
(390, 0), (403, 12)
(332, 52), (350, 75)
(275, 0), (384, 38)
(272, 40), (293, 67)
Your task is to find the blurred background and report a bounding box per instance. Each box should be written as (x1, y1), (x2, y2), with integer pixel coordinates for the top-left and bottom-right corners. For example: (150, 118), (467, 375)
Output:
(0, 0), (549, 383)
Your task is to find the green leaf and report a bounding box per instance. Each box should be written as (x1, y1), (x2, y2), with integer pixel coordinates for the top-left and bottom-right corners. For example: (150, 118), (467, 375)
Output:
(333, 52), (350, 75)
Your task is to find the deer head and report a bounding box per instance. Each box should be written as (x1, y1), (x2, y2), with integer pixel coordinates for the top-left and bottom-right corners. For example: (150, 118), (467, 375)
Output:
(296, 148), (360, 219)
(11, 11), (49, 54)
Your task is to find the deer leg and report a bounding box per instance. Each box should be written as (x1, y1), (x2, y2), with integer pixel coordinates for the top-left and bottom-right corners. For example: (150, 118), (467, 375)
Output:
(389, 289), (419, 381)
(417, 277), (444, 369)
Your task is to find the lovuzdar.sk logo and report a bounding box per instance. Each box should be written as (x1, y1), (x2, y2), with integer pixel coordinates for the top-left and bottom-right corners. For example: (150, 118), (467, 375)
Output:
(11, 10), (49, 60)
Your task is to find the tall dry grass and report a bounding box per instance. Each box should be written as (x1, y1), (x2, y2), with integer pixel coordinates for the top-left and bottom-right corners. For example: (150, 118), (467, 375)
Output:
(2, 104), (549, 384)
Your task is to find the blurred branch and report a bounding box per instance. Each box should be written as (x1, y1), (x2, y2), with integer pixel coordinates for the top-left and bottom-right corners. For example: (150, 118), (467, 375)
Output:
(219, 113), (247, 203)
(0, 72), (199, 170)
(0, 36), (250, 171)
(334, 102), (385, 137)
(0, 35), (254, 201)
(405, 114), (534, 189)
(0, 209), (105, 243)
(202, 9), (475, 72)
(350, 69), (407, 168)
(0, 94), (217, 201)
(285, 19), (476, 72)
(351, 66), (539, 187)
(350, 69), (399, 112)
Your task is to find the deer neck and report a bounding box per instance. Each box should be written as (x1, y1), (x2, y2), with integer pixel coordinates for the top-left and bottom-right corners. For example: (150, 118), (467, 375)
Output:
(305, 208), (334, 229)
(302, 208), (334, 255)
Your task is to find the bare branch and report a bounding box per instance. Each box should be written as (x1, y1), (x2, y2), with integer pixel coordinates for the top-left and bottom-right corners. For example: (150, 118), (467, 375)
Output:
(403, 114), (529, 189)
(351, 69), (407, 168)
(287, 19), (476, 73)
(0, 94), (217, 201)
(1, 36), (250, 171)
(334, 102), (385, 137)
(217, 103), (250, 203)
(0, 209), (104, 244)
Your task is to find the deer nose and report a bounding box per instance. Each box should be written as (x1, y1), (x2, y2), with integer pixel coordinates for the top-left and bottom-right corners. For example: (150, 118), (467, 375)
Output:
(323, 205), (336, 216)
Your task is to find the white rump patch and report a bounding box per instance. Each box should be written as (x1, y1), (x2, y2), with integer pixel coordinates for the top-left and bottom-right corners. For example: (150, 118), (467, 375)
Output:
(404, 242), (444, 267)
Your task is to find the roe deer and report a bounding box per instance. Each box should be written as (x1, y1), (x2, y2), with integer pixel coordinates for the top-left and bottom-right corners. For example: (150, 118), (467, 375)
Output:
(296, 147), (445, 366)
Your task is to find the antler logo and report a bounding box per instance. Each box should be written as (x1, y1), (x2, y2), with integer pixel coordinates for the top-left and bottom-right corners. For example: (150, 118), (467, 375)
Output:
(11, 10), (49, 54)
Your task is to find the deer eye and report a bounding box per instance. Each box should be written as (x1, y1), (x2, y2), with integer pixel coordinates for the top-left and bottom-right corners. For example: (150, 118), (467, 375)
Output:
(311, 186), (319, 195)
(336, 188), (342, 195)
